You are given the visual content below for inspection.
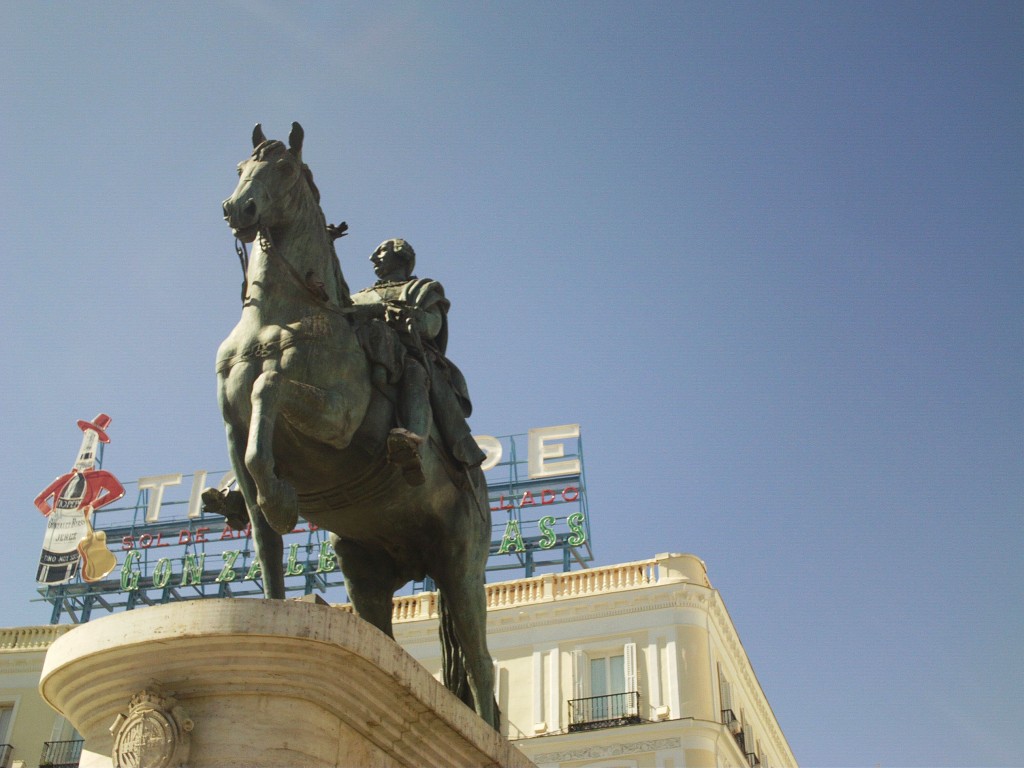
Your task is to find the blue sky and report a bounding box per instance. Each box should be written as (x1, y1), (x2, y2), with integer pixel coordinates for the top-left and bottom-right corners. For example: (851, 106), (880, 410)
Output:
(2, 3), (1021, 765)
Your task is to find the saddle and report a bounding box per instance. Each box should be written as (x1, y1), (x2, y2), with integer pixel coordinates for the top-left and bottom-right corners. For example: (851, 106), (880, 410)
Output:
(355, 317), (406, 387)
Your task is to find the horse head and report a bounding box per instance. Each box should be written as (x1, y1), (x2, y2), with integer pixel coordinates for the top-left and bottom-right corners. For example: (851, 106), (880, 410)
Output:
(223, 122), (310, 243)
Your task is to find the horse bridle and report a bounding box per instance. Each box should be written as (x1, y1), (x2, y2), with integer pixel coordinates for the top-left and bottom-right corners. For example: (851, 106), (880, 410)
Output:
(235, 236), (250, 303)
(232, 144), (316, 305)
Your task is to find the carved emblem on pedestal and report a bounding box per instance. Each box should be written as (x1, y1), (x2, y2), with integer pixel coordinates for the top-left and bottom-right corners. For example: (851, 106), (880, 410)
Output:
(110, 689), (192, 768)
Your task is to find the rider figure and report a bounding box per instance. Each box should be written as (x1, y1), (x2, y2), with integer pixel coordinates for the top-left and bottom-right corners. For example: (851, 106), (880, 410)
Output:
(351, 238), (486, 485)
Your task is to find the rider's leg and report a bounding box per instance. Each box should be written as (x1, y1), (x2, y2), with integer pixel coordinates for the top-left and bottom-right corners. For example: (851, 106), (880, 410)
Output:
(398, 359), (431, 438)
(388, 359), (430, 485)
(429, 378), (486, 467)
(352, 364), (393, 458)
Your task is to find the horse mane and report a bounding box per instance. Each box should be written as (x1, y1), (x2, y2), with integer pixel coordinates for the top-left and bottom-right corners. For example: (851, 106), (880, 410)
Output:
(301, 161), (352, 307)
(328, 238), (353, 307)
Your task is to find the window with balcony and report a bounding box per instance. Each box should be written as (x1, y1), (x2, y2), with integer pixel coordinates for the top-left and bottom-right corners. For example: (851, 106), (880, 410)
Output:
(569, 643), (642, 732)
(741, 725), (760, 768)
(719, 665), (740, 731)
(39, 739), (84, 768)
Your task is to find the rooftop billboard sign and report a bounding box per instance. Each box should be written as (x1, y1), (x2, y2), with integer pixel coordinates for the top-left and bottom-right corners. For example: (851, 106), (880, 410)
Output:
(34, 418), (591, 623)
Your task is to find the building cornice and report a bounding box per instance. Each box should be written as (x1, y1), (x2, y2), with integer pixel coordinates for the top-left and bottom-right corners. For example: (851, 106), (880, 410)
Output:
(487, 590), (708, 636)
(706, 591), (794, 763)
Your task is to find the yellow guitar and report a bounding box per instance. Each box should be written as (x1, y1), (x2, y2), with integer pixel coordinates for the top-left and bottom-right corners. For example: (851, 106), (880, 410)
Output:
(77, 507), (117, 582)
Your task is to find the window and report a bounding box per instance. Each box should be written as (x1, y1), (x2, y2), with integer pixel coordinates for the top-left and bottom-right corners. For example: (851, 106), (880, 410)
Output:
(590, 653), (624, 720)
(569, 643), (640, 730)
(39, 717), (82, 768)
(590, 654), (624, 698)
(742, 723), (758, 767)
(49, 716), (79, 743)
(719, 663), (739, 729)
(0, 706), (13, 768)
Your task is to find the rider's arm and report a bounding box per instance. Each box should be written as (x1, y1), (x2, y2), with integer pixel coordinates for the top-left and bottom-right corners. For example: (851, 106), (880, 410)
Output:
(352, 303), (386, 321)
(384, 302), (442, 342)
(411, 303), (443, 341)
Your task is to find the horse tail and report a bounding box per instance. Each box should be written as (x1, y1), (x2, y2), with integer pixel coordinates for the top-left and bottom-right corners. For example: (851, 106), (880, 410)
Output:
(438, 591), (474, 709)
(438, 590), (502, 729)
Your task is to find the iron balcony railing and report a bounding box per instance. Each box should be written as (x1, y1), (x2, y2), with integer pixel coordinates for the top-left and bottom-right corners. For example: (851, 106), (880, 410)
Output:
(721, 710), (762, 767)
(39, 739), (83, 768)
(568, 691), (642, 732)
(0, 743), (13, 768)
(722, 708), (740, 731)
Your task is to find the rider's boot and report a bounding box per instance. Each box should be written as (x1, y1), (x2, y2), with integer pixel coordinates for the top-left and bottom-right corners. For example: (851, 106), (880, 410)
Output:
(201, 487), (249, 531)
(387, 428), (426, 486)
(427, 375), (486, 469)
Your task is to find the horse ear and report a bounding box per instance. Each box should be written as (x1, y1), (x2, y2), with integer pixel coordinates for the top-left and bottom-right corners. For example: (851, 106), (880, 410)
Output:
(288, 122), (304, 158)
(252, 123), (267, 148)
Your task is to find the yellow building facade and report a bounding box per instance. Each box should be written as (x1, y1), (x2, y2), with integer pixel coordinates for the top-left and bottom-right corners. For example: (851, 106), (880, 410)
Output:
(1, 553), (794, 767)
(391, 553), (796, 768)
(0, 626), (79, 768)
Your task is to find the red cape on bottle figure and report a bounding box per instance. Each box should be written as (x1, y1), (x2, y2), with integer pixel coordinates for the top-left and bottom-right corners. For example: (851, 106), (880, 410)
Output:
(34, 413), (125, 518)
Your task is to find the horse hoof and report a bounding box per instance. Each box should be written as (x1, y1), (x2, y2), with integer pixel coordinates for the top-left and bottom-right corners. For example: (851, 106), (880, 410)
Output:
(260, 484), (299, 534)
(266, 508), (298, 535)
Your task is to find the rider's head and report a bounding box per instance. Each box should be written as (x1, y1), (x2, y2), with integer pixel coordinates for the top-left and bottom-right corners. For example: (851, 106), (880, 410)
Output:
(370, 238), (416, 280)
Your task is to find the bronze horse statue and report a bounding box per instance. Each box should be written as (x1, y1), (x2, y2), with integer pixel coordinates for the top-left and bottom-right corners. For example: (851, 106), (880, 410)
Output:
(209, 122), (497, 728)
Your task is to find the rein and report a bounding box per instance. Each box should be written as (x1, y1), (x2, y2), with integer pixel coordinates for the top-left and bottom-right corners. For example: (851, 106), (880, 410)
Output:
(231, 147), (353, 316)
(236, 226), (354, 317)
(235, 237), (249, 303)
(219, 227), (354, 376)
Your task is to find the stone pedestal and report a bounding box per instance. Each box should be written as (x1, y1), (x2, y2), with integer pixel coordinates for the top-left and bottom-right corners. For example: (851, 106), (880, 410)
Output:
(39, 599), (533, 768)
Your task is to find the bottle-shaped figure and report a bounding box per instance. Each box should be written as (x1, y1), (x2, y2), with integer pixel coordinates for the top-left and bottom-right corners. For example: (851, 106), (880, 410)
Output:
(35, 414), (125, 584)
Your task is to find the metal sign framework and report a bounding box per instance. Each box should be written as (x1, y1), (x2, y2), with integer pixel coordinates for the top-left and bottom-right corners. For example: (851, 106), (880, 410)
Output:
(484, 433), (592, 572)
(36, 431), (592, 624)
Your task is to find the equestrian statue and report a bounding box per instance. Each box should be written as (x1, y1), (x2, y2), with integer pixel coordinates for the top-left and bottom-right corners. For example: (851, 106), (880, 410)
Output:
(204, 122), (497, 728)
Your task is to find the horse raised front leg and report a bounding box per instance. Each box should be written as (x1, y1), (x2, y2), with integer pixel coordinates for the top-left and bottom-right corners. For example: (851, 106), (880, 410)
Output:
(225, 419), (285, 598)
(245, 371), (299, 535)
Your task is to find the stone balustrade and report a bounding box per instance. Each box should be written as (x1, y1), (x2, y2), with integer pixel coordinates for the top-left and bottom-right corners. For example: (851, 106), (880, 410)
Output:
(554, 560), (658, 597)
(351, 553), (707, 625)
(0, 624), (71, 650)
